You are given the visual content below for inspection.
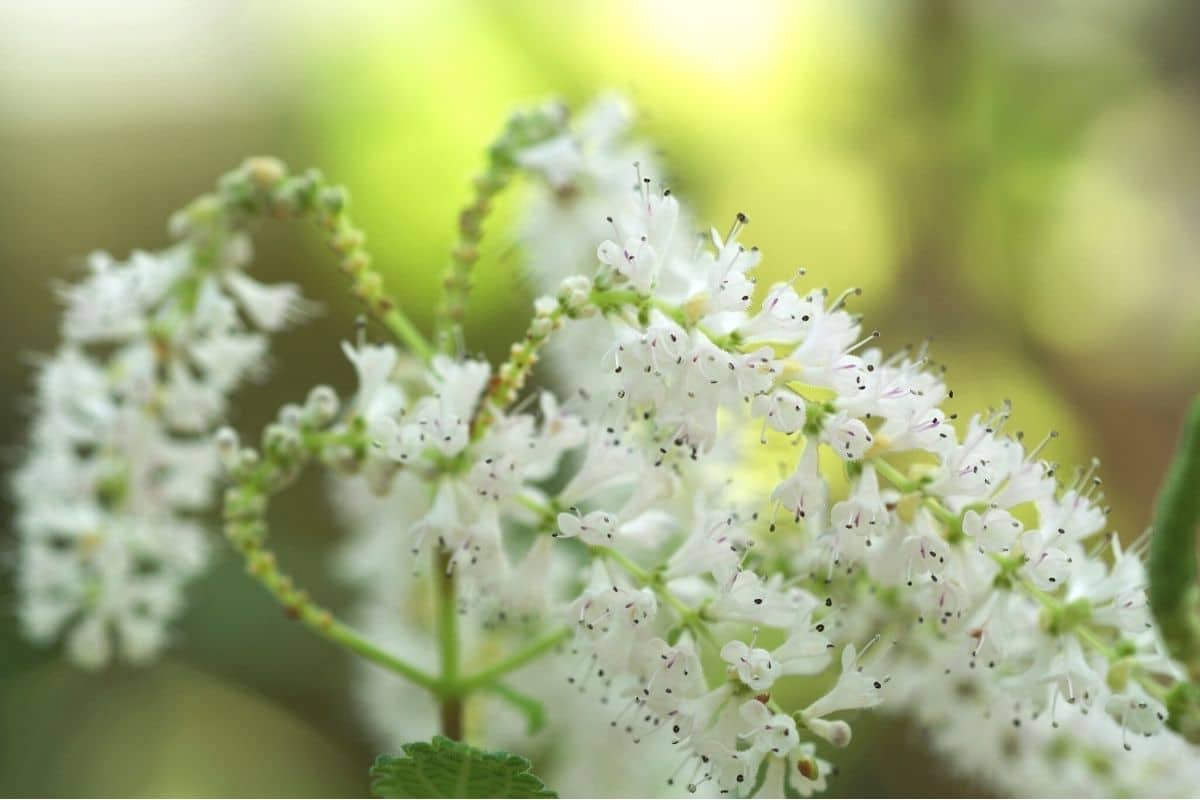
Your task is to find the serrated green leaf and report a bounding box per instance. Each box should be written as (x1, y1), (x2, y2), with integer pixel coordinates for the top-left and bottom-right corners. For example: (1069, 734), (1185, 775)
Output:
(370, 736), (557, 798)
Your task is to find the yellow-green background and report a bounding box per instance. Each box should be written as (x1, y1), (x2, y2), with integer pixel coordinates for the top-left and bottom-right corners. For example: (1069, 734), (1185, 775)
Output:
(1, 1), (1198, 795)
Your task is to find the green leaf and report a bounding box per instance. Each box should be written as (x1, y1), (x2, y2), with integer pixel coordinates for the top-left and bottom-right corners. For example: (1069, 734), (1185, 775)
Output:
(1149, 396), (1200, 675)
(1165, 681), (1200, 743)
(370, 737), (557, 799)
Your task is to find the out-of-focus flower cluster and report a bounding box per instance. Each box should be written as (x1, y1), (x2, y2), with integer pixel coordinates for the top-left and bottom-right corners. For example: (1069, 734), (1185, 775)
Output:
(12, 209), (312, 665)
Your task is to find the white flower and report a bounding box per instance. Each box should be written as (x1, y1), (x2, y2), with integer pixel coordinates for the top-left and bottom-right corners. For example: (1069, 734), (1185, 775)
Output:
(1020, 528), (1072, 590)
(721, 640), (780, 692)
(665, 511), (750, 582)
(771, 439), (827, 525)
(801, 644), (884, 740)
(829, 464), (888, 547)
(640, 636), (706, 715)
(708, 569), (799, 628)
(555, 509), (618, 545)
(962, 507), (1023, 554)
(1105, 687), (1167, 747)
(821, 412), (874, 461)
(222, 271), (316, 332)
(739, 699), (800, 757)
(738, 283), (819, 343)
(596, 190), (679, 293)
(751, 389), (807, 437)
(772, 619), (834, 676)
(342, 341), (404, 424)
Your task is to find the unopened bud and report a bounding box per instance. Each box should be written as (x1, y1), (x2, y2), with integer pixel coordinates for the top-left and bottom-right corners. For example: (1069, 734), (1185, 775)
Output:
(304, 385), (339, 426)
(243, 156), (287, 190)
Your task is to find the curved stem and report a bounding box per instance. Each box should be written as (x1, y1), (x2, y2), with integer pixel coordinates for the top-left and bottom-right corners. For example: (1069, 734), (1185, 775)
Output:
(222, 426), (442, 695)
(179, 158), (432, 360)
(483, 683), (547, 735)
(240, 544), (441, 692)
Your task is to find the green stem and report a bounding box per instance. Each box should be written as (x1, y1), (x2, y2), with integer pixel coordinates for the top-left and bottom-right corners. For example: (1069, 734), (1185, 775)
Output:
(222, 424), (443, 696)
(434, 170), (510, 355)
(471, 300), (566, 439)
(483, 684), (547, 735)
(434, 550), (464, 739)
(871, 457), (919, 494)
(592, 545), (718, 647)
(589, 288), (736, 349)
(180, 158), (432, 361)
(382, 307), (434, 362)
(432, 105), (569, 354)
(319, 615), (443, 692)
(458, 627), (571, 691)
(592, 544), (653, 584)
(236, 542), (441, 693)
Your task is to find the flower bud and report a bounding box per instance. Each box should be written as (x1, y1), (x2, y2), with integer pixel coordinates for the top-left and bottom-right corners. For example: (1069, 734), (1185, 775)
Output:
(243, 156), (287, 190)
(214, 427), (241, 471)
(304, 385), (339, 426)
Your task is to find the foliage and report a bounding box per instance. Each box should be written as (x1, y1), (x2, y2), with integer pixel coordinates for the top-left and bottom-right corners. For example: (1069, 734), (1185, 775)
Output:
(370, 737), (556, 799)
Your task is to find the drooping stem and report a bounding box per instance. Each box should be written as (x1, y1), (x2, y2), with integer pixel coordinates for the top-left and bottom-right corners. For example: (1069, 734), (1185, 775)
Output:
(176, 157), (433, 360)
(236, 542), (441, 692)
(222, 425), (440, 693)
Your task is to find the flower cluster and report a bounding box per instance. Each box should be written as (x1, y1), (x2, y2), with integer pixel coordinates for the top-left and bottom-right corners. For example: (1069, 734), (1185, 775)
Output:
(12, 99), (1198, 798)
(500, 99), (1194, 795)
(12, 223), (311, 666)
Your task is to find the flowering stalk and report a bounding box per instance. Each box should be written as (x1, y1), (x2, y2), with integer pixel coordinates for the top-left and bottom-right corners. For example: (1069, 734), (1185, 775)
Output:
(193, 157), (432, 360)
(217, 397), (440, 693)
(433, 107), (569, 354)
(472, 295), (568, 437)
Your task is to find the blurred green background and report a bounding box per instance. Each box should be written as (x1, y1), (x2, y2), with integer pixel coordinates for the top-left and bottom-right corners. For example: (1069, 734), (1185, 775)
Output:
(2, 0), (1199, 796)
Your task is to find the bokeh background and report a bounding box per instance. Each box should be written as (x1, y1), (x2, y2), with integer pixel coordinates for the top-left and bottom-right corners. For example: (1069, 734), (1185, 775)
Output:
(2, 0), (1199, 795)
